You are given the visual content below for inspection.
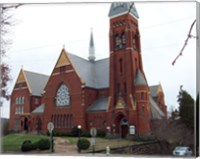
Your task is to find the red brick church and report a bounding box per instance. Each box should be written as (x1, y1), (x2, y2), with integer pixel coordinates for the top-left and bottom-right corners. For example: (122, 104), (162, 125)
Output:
(9, 2), (167, 137)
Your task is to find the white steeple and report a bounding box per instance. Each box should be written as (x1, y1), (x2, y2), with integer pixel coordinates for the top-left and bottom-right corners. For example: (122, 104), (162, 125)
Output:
(88, 29), (96, 62)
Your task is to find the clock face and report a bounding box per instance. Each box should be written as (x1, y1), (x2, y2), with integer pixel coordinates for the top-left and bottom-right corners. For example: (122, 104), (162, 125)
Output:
(56, 84), (70, 106)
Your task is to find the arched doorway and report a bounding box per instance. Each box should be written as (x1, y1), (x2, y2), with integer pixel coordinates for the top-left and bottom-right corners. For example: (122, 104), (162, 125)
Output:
(120, 117), (129, 138)
(115, 114), (129, 138)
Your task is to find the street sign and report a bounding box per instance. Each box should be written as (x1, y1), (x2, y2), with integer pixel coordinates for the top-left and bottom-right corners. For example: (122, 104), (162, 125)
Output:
(90, 127), (97, 137)
(47, 122), (54, 133)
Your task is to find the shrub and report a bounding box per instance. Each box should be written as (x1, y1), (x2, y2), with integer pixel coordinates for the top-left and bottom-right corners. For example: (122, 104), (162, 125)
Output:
(81, 131), (91, 137)
(77, 138), (90, 151)
(22, 140), (32, 145)
(32, 142), (38, 150)
(71, 126), (82, 137)
(97, 129), (106, 137)
(21, 141), (33, 152)
(131, 135), (156, 142)
(38, 138), (50, 150)
(47, 131), (72, 137)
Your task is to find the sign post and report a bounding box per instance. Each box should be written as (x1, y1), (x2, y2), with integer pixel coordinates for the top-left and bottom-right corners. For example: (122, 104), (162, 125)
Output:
(90, 127), (97, 155)
(47, 122), (54, 153)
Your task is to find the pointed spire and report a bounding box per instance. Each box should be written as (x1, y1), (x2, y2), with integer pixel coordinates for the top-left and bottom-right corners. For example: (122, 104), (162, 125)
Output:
(88, 28), (96, 62)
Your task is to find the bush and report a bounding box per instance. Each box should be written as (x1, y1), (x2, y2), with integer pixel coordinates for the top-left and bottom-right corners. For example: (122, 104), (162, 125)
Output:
(47, 131), (72, 137)
(32, 142), (39, 150)
(81, 131), (91, 137)
(71, 126), (82, 137)
(131, 135), (156, 142)
(77, 138), (90, 151)
(97, 129), (106, 137)
(21, 141), (33, 152)
(38, 138), (50, 150)
(22, 140), (32, 145)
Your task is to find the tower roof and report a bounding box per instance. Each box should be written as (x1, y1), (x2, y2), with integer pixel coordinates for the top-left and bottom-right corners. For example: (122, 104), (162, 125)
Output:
(108, 2), (139, 19)
(88, 29), (96, 61)
(134, 69), (148, 86)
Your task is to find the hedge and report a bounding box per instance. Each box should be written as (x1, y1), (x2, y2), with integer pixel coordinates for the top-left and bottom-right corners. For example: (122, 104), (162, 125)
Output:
(21, 138), (50, 152)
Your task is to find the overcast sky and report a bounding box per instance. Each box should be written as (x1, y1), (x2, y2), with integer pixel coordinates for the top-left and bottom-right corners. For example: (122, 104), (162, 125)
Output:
(1, 1), (197, 118)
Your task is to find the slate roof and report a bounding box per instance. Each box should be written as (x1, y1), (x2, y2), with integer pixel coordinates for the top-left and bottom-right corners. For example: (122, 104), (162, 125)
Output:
(68, 53), (109, 89)
(24, 70), (49, 96)
(149, 85), (159, 97)
(32, 104), (45, 114)
(134, 69), (148, 86)
(87, 97), (108, 112)
(108, 2), (139, 19)
(150, 96), (165, 119)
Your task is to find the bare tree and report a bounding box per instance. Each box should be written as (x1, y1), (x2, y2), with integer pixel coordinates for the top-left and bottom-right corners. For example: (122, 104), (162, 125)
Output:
(0, 4), (21, 104)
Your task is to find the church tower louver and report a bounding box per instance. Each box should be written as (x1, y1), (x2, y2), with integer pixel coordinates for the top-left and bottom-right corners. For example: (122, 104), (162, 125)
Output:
(107, 2), (151, 136)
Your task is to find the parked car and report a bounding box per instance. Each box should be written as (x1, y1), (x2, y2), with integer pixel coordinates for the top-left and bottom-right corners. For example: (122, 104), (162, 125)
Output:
(173, 146), (192, 156)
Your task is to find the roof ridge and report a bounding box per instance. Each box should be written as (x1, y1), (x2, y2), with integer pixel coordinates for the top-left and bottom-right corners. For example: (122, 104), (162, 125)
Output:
(68, 52), (109, 63)
(24, 70), (49, 77)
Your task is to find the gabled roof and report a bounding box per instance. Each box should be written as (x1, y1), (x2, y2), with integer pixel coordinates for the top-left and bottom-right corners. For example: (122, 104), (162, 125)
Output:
(24, 70), (49, 96)
(32, 104), (45, 114)
(134, 69), (148, 86)
(87, 97), (108, 112)
(67, 52), (109, 89)
(150, 96), (165, 119)
(108, 2), (139, 19)
(149, 85), (159, 97)
(150, 84), (164, 98)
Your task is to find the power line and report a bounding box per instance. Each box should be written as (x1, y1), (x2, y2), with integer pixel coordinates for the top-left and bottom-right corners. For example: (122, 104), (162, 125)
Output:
(141, 16), (195, 29)
(172, 19), (196, 66)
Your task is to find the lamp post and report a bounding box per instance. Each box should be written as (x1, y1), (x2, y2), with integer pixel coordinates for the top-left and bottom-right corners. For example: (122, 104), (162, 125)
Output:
(77, 125), (81, 140)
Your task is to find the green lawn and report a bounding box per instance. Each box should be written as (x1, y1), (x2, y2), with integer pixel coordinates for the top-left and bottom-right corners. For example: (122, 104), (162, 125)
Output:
(2, 134), (142, 153)
(2, 133), (49, 152)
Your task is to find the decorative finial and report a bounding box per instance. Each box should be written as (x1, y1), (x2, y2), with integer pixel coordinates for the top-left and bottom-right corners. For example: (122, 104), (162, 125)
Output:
(63, 44), (65, 49)
(88, 28), (96, 62)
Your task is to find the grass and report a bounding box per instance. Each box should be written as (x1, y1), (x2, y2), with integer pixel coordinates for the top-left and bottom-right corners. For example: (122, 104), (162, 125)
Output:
(2, 134), (143, 153)
(2, 133), (49, 152)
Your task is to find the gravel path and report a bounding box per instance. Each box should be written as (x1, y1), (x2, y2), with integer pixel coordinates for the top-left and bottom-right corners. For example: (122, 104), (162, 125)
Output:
(54, 137), (78, 155)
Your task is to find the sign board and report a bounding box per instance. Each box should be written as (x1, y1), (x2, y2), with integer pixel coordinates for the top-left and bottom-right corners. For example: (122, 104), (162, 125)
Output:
(129, 125), (135, 135)
(90, 137), (96, 146)
(90, 127), (97, 137)
(47, 122), (54, 133)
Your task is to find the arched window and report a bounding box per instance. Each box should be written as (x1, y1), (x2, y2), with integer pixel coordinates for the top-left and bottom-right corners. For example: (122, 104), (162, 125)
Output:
(121, 32), (126, 48)
(115, 34), (121, 50)
(67, 115), (70, 128)
(56, 84), (70, 106)
(21, 97), (24, 104)
(132, 32), (136, 49)
(18, 97), (21, 105)
(15, 98), (17, 104)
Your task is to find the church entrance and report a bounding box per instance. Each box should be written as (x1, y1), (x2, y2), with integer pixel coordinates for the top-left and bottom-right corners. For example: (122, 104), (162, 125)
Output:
(120, 117), (129, 138)
(115, 114), (129, 138)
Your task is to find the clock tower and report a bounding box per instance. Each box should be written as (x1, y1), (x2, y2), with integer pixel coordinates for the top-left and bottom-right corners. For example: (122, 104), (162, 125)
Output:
(107, 2), (151, 136)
